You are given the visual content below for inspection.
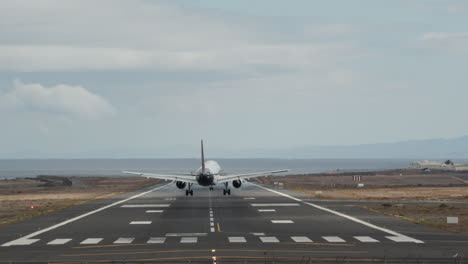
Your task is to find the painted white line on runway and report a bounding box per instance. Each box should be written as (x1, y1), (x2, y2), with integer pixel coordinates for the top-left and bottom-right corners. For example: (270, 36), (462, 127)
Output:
(354, 236), (379, 242)
(210, 222), (214, 226)
(386, 236), (419, 242)
(130, 221), (152, 225)
(210, 227), (215, 232)
(180, 237), (197, 243)
(258, 209), (276, 212)
(210, 217), (214, 221)
(229, 237), (247, 243)
(251, 233), (265, 236)
(47, 239), (72, 245)
(122, 204), (170, 208)
(244, 197), (256, 200)
(164, 198), (176, 201)
(250, 203), (300, 207)
(147, 237), (166, 244)
(250, 182), (424, 244)
(322, 236), (346, 243)
(291, 236), (312, 243)
(1, 183), (172, 247)
(166, 233), (207, 237)
(114, 237), (134, 244)
(80, 238), (103, 245)
(146, 210), (164, 213)
(271, 220), (294, 224)
(260, 236), (279, 243)
(1, 238), (39, 246)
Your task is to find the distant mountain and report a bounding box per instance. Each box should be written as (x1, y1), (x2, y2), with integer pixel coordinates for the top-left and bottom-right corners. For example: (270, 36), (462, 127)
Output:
(246, 136), (468, 159)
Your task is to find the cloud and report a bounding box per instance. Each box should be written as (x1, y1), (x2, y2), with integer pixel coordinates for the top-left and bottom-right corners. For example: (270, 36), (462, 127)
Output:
(0, 80), (116, 119)
(416, 32), (468, 53)
(0, 1), (359, 73)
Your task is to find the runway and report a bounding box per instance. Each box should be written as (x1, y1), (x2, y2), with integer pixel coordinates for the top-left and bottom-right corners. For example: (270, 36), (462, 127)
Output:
(1, 181), (467, 263)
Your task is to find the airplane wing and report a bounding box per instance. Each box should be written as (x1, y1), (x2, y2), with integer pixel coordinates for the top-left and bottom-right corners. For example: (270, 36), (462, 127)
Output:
(216, 169), (289, 184)
(123, 171), (198, 184)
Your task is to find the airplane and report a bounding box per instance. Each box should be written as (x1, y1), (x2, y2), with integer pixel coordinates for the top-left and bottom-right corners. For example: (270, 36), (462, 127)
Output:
(123, 140), (289, 196)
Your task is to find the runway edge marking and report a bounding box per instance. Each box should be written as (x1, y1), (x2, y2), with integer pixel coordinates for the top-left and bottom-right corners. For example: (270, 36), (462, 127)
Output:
(1, 183), (172, 247)
(250, 182), (424, 244)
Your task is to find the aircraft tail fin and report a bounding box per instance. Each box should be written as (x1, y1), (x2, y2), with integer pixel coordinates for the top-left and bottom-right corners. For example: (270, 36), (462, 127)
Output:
(201, 139), (205, 173)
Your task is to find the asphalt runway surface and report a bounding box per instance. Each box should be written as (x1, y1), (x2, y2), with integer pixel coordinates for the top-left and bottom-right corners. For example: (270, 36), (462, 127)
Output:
(1, 181), (468, 263)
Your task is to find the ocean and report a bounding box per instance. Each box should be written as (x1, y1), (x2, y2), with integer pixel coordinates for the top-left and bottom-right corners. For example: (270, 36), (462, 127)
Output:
(0, 159), (413, 179)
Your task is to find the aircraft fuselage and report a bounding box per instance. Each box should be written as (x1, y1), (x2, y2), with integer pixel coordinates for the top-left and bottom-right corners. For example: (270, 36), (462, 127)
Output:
(195, 160), (220, 186)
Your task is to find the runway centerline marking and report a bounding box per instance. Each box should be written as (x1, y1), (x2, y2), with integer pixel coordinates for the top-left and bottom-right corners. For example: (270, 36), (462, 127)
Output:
(146, 210), (163, 213)
(1, 183), (171, 247)
(130, 221), (151, 225)
(258, 209), (276, 212)
(271, 220), (294, 224)
(323, 236), (346, 243)
(250, 182), (423, 244)
(114, 237), (134, 244)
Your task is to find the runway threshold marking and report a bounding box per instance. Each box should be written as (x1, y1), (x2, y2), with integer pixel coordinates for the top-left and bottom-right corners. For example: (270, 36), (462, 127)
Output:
(249, 182), (424, 244)
(1, 182), (172, 247)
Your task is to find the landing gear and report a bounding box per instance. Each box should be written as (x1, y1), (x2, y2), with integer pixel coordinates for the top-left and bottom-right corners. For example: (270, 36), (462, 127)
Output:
(185, 183), (194, 196)
(223, 182), (231, 195)
(209, 186), (214, 191)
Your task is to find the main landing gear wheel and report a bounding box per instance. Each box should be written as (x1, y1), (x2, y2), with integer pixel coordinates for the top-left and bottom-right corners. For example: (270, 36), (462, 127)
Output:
(185, 190), (194, 196)
(223, 189), (231, 195)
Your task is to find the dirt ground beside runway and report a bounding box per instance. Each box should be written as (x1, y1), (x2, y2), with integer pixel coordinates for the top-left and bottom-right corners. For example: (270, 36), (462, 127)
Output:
(0, 176), (160, 226)
(258, 169), (468, 201)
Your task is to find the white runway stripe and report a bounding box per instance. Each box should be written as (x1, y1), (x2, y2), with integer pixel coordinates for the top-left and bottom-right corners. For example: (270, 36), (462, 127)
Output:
(130, 221), (151, 225)
(291, 236), (312, 243)
(114, 237), (134, 244)
(166, 233), (207, 237)
(386, 236), (419, 242)
(354, 236), (379, 242)
(271, 220), (294, 224)
(122, 204), (170, 208)
(244, 197), (256, 200)
(180, 237), (197, 243)
(258, 209), (276, 212)
(210, 227), (215, 232)
(250, 203), (300, 207)
(147, 237), (166, 244)
(1, 238), (39, 246)
(47, 239), (72, 245)
(260, 236), (279, 243)
(322, 236), (345, 243)
(229, 237), (247, 243)
(146, 210), (164, 213)
(80, 238), (103, 245)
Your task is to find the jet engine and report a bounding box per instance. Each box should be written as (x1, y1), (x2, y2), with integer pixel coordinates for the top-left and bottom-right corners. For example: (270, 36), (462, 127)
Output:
(232, 180), (242, 188)
(176, 181), (186, 189)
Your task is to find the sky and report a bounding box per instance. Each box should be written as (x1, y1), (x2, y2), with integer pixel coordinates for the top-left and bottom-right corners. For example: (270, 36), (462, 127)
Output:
(0, 0), (468, 158)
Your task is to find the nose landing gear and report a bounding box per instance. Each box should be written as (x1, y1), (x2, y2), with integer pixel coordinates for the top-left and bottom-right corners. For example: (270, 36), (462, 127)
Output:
(209, 186), (214, 191)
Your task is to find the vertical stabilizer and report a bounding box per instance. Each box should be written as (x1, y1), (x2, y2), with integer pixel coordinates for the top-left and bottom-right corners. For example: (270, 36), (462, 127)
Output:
(201, 140), (205, 173)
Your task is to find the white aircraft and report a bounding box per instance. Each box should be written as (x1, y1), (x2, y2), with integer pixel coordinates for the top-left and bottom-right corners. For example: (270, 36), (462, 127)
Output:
(123, 140), (289, 196)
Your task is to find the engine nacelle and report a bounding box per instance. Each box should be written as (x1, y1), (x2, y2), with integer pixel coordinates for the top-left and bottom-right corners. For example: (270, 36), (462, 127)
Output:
(232, 180), (242, 188)
(176, 181), (186, 189)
